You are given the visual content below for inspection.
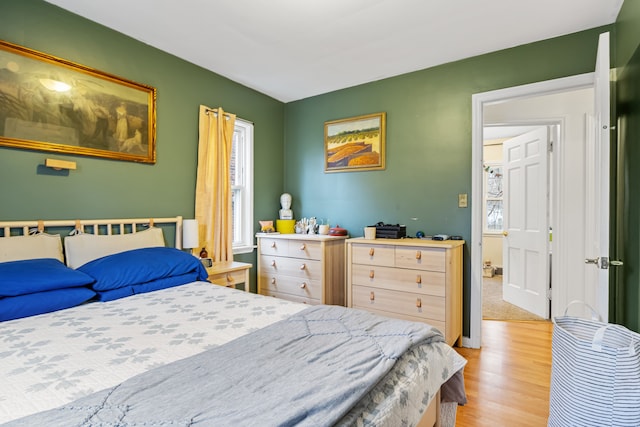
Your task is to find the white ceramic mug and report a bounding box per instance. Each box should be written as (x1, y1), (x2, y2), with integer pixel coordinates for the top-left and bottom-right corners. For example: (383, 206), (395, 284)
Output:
(364, 227), (376, 239)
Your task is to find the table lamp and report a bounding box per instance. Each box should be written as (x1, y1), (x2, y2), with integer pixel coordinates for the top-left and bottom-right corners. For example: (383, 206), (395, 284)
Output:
(182, 219), (199, 256)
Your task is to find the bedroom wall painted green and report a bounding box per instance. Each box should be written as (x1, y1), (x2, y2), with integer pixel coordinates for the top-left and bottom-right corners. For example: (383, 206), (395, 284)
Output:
(0, 0), (286, 281)
(2, 0), (638, 335)
(283, 26), (611, 335)
(614, 0), (640, 332)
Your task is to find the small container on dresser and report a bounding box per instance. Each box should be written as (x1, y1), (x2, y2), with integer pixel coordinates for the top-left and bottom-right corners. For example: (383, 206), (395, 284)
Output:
(346, 237), (464, 346)
(257, 233), (348, 305)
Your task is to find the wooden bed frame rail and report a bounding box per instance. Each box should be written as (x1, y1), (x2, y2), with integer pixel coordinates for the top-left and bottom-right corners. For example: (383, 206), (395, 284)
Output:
(0, 216), (184, 248)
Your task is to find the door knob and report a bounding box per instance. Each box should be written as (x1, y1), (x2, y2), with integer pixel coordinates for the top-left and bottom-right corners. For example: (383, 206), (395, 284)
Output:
(502, 231), (509, 236)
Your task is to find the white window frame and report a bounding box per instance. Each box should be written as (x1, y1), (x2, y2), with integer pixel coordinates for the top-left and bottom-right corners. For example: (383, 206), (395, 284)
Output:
(483, 162), (503, 234)
(231, 118), (254, 254)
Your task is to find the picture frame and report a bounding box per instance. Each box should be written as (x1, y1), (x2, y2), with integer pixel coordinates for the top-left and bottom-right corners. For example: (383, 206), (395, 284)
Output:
(324, 112), (386, 173)
(0, 40), (157, 164)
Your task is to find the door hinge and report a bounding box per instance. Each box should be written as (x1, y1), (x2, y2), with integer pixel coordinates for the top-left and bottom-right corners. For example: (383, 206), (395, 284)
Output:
(601, 257), (623, 269)
(600, 256), (624, 270)
(547, 288), (552, 300)
(548, 140), (553, 152)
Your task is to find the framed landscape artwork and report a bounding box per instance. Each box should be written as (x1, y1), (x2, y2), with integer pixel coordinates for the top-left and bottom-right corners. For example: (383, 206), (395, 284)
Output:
(0, 40), (157, 164)
(324, 112), (386, 173)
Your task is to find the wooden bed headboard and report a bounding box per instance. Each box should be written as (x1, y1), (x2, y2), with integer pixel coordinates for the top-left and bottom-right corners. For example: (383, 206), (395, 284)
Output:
(0, 216), (184, 249)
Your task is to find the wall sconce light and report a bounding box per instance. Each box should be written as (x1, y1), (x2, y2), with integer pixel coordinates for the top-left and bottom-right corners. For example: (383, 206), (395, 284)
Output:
(45, 158), (77, 171)
(182, 219), (199, 256)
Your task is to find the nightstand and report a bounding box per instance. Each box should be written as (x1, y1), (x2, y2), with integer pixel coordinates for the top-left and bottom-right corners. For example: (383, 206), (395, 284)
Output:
(206, 261), (252, 292)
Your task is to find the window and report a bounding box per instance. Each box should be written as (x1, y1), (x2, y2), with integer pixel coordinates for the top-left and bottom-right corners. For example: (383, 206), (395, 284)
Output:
(484, 164), (503, 232)
(230, 118), (254, 254)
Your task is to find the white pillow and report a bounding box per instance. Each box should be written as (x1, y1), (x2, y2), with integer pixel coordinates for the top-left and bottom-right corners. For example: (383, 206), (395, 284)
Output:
(64, 227), (165, 268)
(0, 233), (64, 263)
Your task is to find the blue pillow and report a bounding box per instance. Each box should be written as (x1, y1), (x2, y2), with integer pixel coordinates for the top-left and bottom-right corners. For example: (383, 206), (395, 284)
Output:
(0, 258), (96, 297)
(78, 247), (209, 292)
(95, 272), (205, 302)
(0, 287), (96, 321)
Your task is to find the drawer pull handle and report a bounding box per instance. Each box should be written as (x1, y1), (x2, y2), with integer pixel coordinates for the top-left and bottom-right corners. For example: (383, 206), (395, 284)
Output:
(300, 282), (307, 289)
(299, 244), (306, 251)
(369, 270), (375, 279)
(416, 298), (422, 308)
(271, 242), (277, 248)
(370, 291), (375, 301)
(271, 260), (277, 267)
(300, 263), (306, 270)
(416, 275), (422, 284)
(271, 277), (276, 284)
(416, 250), (422, 260)
(226, 274), (233, 283)
(369, 248), (375, 256)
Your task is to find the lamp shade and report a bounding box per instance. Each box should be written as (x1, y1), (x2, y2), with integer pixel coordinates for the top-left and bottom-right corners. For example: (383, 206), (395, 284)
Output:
(182, 219), (199, 249)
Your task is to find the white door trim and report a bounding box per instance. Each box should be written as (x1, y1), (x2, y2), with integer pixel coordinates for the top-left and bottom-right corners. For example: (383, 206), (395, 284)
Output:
(593, 32), (611, 321)
(467, 73), (594, 348)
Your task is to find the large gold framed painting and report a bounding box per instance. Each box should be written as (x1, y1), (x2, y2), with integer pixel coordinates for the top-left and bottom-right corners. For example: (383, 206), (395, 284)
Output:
(0, 40), (156, 164)
(324, 112), (386, 173)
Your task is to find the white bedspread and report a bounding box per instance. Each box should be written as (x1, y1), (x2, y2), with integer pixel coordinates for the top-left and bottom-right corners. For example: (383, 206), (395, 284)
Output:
(0, 282), (305, 423)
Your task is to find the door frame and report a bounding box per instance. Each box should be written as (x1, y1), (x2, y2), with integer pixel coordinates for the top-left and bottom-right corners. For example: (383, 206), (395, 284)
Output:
(467, 73), (595, 349)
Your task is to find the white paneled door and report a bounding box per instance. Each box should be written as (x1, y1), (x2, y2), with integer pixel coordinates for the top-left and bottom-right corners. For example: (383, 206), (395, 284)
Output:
(502, 127), (550, 318)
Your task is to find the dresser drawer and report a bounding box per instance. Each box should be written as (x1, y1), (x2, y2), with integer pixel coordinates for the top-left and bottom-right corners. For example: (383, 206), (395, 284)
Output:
(259, 289), (319, 305)
(287, 240), (322, 260)
(351, 285), (445, 323)
(350, 264), (446, 297)
(208, 269), (246, 288)
(395, 246), (446, 271)
(259, 272), (322, 300)
(351, 243), (395, 267)
(259, 256), (322, 280)
(259, 238), (288, 256)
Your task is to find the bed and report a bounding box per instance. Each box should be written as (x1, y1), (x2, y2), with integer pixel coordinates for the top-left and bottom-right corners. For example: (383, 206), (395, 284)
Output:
(0, 216), (466, 426)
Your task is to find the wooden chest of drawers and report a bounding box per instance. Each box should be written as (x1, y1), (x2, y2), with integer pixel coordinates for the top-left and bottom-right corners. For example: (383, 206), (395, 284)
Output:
(347, 238), (464, 346)
(257, 233), (348, 305)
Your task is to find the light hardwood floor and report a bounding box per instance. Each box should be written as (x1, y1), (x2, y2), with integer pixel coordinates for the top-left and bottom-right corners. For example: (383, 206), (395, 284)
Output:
(454, 320), (553, 427)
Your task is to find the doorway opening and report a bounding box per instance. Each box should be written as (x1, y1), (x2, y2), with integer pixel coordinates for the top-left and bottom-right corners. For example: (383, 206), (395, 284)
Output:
(481, 124), (552, 322)
(468, 73), (598, 349)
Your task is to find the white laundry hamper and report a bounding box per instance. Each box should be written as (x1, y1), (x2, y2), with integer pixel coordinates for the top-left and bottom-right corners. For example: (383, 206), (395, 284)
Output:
(548, 302), (640, 426)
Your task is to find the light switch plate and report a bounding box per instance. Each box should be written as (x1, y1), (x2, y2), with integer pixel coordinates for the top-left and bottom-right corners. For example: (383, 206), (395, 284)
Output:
(458, 193), (468, 208)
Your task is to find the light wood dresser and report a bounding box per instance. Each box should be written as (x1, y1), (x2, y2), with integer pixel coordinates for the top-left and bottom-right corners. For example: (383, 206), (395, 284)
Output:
(257, 233), (349, 305)
(346, 237), (464, 346)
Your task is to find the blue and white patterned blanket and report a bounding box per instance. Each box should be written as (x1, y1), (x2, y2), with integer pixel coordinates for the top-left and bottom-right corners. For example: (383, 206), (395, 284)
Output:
(1, 282), (466, 426)
(5, 305), (452, 427)
(0, 282), (304, 423)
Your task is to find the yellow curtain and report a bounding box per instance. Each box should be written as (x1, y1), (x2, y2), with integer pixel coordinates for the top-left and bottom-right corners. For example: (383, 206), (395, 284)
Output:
(195, 105), (236, 262)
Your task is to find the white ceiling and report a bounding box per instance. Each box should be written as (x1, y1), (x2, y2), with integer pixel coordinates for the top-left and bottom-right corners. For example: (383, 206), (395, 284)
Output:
(44, 0), (623, 103)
